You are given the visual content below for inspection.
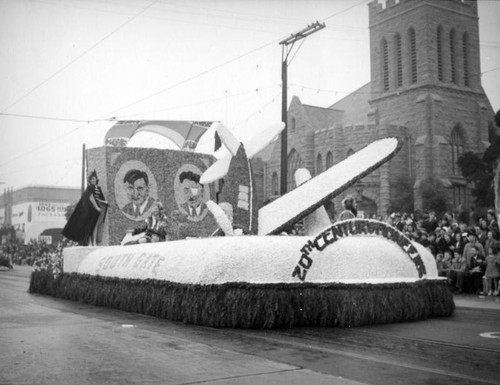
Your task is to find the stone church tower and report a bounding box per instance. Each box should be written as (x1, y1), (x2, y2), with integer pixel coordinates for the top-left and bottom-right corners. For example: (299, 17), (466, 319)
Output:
(368, 0), (493, 209)
(254, 0), (495, 218)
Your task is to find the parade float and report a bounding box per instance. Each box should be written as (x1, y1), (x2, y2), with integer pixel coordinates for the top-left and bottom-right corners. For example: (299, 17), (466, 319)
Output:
(30, 122), (454, 328)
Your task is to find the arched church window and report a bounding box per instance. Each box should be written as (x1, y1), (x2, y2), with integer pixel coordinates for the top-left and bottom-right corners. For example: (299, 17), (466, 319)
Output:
(271, 172), (279, 196)
(326, 151), (334, 169)
(463, 32), (469, 87)
(437, 25), (443, 81)
(316, 153), (323, 175)
(287, 149), (302, 191)
(450, 29), (457, 84)
(450, 126), (464, 175)
(453, 185), (467, 208)
(395, 33), (402, 87)
(347, 148), (354, 157)
(290, 117), (296, 132)
(382, 38), (389, 91)
(409, 28), (417, 84)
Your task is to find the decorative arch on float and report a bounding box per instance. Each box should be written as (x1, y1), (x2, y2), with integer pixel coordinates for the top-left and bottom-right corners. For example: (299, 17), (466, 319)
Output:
(104, 120), (212, 150)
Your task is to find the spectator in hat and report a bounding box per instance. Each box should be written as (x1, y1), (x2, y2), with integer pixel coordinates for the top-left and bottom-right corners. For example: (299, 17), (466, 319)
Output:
(463, 230), (485, 265)
(338, 195), (357, 221)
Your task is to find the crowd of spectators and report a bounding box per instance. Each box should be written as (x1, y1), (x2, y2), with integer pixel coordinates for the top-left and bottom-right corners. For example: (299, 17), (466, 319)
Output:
(0, 239), (74, 269)
(385, 209), (500, 295)
(1, 204), (499, 295)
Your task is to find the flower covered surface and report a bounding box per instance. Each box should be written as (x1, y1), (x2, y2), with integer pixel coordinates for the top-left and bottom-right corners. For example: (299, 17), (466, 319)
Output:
(67, 232), (438, 285)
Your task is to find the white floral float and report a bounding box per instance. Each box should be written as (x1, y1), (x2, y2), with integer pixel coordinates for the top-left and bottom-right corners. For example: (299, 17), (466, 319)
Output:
(32, 131), (453, 328)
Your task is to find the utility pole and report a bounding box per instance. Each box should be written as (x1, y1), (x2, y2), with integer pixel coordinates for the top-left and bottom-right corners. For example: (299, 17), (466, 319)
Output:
(81, 144), (86, 195)
(279, 21), (325, 195)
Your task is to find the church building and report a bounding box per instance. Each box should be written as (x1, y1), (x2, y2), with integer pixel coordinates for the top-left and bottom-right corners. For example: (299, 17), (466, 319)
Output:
(255, 0), (495, 218)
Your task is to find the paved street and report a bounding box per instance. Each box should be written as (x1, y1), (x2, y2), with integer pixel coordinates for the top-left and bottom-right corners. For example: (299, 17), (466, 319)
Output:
(1, 266), (499, 385)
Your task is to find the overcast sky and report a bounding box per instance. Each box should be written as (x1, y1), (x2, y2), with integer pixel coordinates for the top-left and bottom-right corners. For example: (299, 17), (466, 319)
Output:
(1, 0), (499, 191)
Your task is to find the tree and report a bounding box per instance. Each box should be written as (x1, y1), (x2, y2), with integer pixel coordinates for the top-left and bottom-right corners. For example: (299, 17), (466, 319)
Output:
(418, 176), (449, 217)
(458, 111), (500, 216)
(457, 151), (494, 208)
(387, 178), (414, 215)
(486, 113), (500, 221)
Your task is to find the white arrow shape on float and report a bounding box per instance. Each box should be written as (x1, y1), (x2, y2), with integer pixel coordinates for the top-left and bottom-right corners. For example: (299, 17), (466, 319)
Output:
(258, 137), (402, 235)
(200, 122), (285, 184)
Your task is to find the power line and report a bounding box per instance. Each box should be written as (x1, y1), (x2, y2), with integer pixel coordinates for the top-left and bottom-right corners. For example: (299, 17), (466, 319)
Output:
(114, 83), (281, 120)
(0, 123), (91, 168)
(0, 112), (92, 124)
(482, 65), (500, 75)
(321, 0), (369, 22)
(98, 0), (372, 119)
(233, 91), (281, 128)
(99, 39), (283, 119)
(1, 0), (160, 114)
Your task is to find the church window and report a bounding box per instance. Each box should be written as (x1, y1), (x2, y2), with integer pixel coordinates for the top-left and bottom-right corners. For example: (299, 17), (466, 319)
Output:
(450, 126), (464, 175)
(382, 38), (389, 91)
(463, 32), (469, 86)
(453, 186), (466, 208)
(271, 172), (279, 196)
(287, 149), (302, 191)
(395, 33), (403, 87)
(450, 29), (457, 84)
(437, 25), (443, 81)
(409, 28), (417, 84)
(347, 148), (354, 157)
(291, 116), (296, 132)
(326, 151), (334, 169)
(316, 153), (323, 175)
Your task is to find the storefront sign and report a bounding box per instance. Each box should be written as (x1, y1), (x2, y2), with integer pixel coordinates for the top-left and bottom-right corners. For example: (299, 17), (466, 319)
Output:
(36, 202), (67, 218)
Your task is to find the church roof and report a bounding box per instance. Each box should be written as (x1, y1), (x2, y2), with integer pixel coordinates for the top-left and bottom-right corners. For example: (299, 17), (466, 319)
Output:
(329, 82), (372, 124)
(301, 104), (343, 130)
(252, 137), (278, 162)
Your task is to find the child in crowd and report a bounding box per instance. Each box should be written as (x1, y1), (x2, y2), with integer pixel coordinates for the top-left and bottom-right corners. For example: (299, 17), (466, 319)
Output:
(436, 251), (452, 277)
(484, 246), (500, 296)
(447, 251), (468, 293)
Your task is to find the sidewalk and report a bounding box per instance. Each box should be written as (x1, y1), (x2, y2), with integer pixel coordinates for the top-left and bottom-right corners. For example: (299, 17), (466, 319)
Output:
(453, 292), (500, 310)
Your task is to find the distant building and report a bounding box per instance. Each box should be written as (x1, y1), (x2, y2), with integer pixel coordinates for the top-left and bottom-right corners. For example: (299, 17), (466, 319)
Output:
(254, 0), (495, 218)
(0, 186), (81, 244)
